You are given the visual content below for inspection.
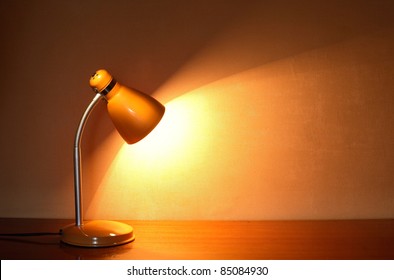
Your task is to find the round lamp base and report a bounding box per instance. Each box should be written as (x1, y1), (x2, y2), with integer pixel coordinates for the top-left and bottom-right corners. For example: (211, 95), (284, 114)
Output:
(61, 220), (135, 247)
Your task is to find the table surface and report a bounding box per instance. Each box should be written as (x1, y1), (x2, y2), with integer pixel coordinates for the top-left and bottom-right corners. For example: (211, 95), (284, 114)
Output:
(0, 218), (393, 260)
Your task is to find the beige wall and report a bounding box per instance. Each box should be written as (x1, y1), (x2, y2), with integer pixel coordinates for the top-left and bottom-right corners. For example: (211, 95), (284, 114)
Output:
(0, 0), (393, 220)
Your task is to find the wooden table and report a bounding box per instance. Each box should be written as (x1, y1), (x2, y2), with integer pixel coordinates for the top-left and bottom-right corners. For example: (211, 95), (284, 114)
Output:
(0, 219), (393, 260)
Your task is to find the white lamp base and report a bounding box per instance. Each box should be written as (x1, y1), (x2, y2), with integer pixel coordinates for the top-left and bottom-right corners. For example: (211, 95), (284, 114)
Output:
(61, 220), (135, 247)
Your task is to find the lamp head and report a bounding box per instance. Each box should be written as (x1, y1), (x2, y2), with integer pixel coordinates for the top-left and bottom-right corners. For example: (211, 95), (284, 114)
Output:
(89, 69), (114, 94)
(89, 69), (165, 144)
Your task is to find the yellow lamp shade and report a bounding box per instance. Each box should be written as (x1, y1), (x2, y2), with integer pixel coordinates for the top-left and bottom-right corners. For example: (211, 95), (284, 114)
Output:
(90, 69), (165, 144)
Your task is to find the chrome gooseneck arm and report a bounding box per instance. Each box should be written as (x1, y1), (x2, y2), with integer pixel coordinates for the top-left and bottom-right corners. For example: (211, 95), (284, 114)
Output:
(73, 93), (104, 226)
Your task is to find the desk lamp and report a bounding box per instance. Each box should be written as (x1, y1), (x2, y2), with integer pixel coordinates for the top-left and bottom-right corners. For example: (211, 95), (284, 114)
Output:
(61, 69), (165, 247)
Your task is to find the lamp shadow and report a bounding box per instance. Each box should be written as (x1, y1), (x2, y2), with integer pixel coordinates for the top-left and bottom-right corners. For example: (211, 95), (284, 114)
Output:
(150, 0), (394, 104)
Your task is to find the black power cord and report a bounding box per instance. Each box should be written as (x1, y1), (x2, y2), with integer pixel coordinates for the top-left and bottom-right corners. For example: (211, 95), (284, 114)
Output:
(0, 231), (61, 237)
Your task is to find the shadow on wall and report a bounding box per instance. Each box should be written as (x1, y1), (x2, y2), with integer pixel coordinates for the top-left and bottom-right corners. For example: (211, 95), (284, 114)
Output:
(81, 0), (394, 220)
(85, 28), (394, 220)
(152, 0), (394, 103)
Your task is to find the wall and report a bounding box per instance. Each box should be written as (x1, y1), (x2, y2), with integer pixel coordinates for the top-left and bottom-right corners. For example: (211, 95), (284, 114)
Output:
(0, 0), (393, 220)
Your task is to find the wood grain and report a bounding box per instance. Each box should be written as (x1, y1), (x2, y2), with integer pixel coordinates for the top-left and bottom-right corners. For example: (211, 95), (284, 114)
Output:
(1, 219), (393, 260)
